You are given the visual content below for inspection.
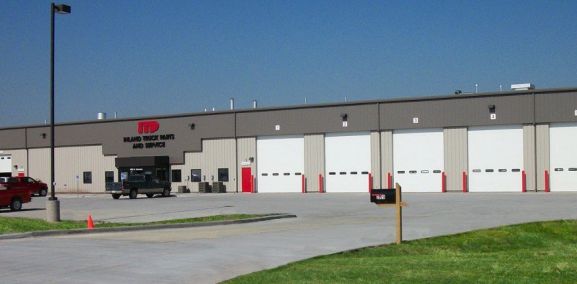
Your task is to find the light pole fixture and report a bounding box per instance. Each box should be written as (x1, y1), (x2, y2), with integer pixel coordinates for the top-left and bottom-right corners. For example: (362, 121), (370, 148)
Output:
(47, 2), (71, 223)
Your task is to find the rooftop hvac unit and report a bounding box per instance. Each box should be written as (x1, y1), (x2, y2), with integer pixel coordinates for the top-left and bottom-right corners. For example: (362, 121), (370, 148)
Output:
(97, 112), (107, 120)
(511, 83), (535, 91)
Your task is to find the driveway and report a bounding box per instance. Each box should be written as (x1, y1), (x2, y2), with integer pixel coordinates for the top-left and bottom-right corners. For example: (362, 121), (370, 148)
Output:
(1, 192), (576, 283)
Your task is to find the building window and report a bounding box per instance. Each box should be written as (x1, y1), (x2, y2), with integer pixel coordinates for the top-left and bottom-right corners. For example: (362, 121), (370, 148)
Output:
(191, 169), (201, 182)
(105, 171), (114, 183)
(171, 169), (182, 183)
(218, 168), (229, 182)
(83, 171), (92, 184)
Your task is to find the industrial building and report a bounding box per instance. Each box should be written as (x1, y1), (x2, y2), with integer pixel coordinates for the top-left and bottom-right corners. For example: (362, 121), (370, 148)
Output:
(1, 86), (576, 194)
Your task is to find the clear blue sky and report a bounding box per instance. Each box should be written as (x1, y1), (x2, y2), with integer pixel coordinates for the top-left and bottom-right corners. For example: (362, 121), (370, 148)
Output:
(1, 0), (576, 127)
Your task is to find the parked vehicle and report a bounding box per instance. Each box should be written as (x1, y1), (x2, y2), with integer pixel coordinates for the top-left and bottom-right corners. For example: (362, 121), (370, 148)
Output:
(1, 177), (48, 197)
(106, 169), (171, 199)
(0, 182), (32, 211)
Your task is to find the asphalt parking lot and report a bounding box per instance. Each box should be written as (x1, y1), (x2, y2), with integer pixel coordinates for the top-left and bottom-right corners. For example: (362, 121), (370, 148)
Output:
(1, 192), (577, 283)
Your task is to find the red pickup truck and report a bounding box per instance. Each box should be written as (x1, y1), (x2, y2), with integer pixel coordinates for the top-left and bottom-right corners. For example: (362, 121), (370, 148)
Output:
(1, 177), (48, 197)
(0, 183), (31, 211)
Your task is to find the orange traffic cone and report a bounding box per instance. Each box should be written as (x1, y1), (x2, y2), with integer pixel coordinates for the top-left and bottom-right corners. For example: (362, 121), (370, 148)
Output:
(87, 214), (95, 230)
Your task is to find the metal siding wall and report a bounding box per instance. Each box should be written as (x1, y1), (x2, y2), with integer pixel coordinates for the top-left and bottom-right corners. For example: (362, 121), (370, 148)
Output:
(380, 131), (393, 187)
(370, 132), (381, 189)
(54, 146), (116, 193)
(535, 92), (577, 123)
(25, 114), (235, 164)
(28, 148), (50, 186)
(236, 137), (256, 192)
(236, 105), (379, 136)
(175, 139), (237, 193)
(380, 94), (534, 129)
(523, 125), (536, 191)
(0, 129), (26, 149)
(536, 124), (550, 191)
(443, 128), (468, 191)
(304, 134), (324, 192)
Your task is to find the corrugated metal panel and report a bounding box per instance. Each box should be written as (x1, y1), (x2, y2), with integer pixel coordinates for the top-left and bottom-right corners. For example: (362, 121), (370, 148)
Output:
(536, 124), (550, 191)
(381, 95), (534, 129)
(523, 125), (536, 191)
(173, 139), (237, 193)
(304, 134), (324, 192)
(380, 131), (393, 187)
(28, 148), (50, 185)
(25, 114), (235, 164)
(236, 137), (256, 193)
(0, 129), (26, 149)
(237, 105), (379, 136)
(444, 128), (468, 192)
(27, 146), (116, 193)
(370, 132), (381, 189)
(535, 92), (577, 123)
(54, 146), (116, 193)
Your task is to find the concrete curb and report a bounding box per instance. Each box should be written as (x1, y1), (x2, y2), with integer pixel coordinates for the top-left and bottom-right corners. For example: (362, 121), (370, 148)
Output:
(0, 213), (297, 241)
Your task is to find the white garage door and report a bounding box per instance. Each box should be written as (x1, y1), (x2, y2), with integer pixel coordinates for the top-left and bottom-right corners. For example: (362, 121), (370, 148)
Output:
(325, 133), (371, 192)
(257, 136), (304, 193)
(0, 155), (12, 175)
(550, 123), (577, 191)
(468, 125), (523, 192)
(393, 129), (444, 192)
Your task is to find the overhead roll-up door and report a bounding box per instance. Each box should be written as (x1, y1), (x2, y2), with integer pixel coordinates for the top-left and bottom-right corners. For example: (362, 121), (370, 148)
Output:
(393, 129), (444, 192)
(325, 133), (371, 192)
(468, 125), (523, 192)
(257, 136), (304, 193)
(550, 123), (577, 191)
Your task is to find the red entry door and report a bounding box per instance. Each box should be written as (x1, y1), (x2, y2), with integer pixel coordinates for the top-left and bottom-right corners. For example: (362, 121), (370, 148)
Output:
(241, 167), (252, 193)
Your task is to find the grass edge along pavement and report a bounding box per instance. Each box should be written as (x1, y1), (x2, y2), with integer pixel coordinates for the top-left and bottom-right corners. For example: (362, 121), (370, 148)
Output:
(224, 219), (577, 283)
(0, 213), (296, 239)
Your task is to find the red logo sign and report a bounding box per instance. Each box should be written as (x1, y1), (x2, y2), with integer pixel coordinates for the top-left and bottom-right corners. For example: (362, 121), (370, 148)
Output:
(137, 120), (159, 134)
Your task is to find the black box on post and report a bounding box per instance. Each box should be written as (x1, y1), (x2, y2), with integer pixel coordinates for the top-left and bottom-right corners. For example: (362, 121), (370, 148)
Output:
(370, 188), (396, 204)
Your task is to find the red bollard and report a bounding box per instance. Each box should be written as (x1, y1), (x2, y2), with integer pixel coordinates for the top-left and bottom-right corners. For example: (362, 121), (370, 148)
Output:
(544, 170), (550, 192)
(462, 171), (468, 192)
(368, 173), (373, 193)
(522, 170), (527, 192)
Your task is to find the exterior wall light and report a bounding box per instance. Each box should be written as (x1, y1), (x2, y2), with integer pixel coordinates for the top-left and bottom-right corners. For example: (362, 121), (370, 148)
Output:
(488, 105), (496, 113)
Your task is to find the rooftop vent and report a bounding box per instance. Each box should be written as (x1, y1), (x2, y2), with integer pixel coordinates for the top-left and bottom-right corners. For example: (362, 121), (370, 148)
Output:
(511, 83), (535, 91)
(97, 112), (107, 120)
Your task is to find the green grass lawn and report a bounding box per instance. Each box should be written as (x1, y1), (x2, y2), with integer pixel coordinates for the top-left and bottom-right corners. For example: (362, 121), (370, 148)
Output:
(225, 220), (577, 283)
(0, 214), (263, 235)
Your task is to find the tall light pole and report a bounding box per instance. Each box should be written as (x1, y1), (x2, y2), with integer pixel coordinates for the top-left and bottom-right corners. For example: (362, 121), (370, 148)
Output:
(47, 3), (71, 223)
